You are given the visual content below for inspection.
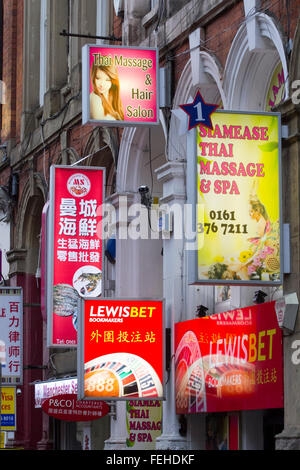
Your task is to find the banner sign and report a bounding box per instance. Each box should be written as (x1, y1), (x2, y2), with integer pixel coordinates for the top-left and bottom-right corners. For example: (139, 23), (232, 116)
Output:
(1, 387), (16, 431)
(1, 431), (6, 449)
(126, 400), (162, 449)
(78, 299), (164, 401)
(41, 393), (109, 422)
(47, 165), (105, 347)
(82, 45), (159, 126)
(0, 288), (23, 385)
(188, 110), (282, 286)
(175, 300), (283, 414)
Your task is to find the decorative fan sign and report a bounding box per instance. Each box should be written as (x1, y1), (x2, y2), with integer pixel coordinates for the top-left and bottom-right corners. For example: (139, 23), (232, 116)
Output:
(41, 393), (109, 422)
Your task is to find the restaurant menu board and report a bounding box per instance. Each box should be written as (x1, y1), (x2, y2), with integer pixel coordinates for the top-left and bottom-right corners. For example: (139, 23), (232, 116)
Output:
(195, 111), (281, 285)
(47, 166), (105, 347)
(78, 299), (164, 400)
(175, 300), (283, 414)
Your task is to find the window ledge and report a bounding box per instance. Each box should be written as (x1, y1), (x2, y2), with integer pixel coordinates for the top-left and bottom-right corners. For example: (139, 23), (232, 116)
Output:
(142, 6), (158, 29)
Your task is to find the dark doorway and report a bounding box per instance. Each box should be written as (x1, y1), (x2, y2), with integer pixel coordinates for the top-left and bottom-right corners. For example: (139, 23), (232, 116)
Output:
(263, 409), (284, 450)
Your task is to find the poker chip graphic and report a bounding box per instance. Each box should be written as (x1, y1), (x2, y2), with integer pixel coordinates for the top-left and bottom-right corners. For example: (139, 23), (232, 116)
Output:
(84, 353), (163, 399)
(175, 331), (207, 413)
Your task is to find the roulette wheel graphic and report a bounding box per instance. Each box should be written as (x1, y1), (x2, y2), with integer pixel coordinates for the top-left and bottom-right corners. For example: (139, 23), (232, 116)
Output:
(175, 331), (207, 414)
(201, 354), (255, 399)
(84, 353), (163, 399)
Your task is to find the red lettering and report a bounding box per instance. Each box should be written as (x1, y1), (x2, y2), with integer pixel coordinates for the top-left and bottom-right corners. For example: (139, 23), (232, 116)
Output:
(200, 179), (211, 193)
(214, 180), (240, 195)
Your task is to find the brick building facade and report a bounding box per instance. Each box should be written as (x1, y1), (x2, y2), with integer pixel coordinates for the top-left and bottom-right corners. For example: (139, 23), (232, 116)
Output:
(0, 0), (300, 450)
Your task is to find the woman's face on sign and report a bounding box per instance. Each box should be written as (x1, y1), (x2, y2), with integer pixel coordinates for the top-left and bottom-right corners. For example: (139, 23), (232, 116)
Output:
(95, 69), (112, 95)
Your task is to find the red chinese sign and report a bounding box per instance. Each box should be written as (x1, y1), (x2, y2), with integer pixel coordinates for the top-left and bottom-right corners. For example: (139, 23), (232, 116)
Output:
(41, 393), (109, 421)
(48, 166), (105, 347)
(78, 299), (164, 400)
(175, 300), (283, 414)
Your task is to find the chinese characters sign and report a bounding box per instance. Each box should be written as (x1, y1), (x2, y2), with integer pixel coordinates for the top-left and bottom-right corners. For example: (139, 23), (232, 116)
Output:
(175, 300), (283, 414)
(194, 110), (281, 285)
(41, 393), (109, 422)
(0, 288), (23, 385)
(78, 299), (164, 400)
(82, 45), (158, 126)
(47, 166), (105, 347)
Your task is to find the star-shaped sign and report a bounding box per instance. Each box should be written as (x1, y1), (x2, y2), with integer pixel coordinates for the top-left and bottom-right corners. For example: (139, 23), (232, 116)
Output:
(179, 90), (218, 131)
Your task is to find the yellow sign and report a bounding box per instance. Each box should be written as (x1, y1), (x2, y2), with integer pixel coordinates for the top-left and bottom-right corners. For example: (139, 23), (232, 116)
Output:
(266, 62), (285, 111)
(197, 111), (281, 284)
(126, 400), (162, 449)
(1, 387), (16, 431)
(0, 431), (5, 449)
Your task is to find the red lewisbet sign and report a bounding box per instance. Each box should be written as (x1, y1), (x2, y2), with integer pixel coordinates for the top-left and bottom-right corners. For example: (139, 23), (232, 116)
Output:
(175, 300), (283, 414)
(41, 393), (109, 421)
(47, 165), (105, 347)
(78, 299), (164, 400)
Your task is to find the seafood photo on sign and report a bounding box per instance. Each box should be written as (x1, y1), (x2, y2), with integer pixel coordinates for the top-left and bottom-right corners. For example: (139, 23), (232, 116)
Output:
(53, 283), (80, 316)
(73, 265), (102, 297)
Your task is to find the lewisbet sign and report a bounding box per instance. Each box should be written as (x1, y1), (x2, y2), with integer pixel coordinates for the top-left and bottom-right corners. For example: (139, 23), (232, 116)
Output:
(175, 300), (283, 414)
(78, 299), (164, 401)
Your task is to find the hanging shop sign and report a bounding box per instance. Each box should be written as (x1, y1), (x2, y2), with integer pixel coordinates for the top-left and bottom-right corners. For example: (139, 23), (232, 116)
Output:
(266, 62), (286, 111)
(1, 431), (6, 449)
(78, 298), (164, 401)
(0, 387), (16, 431)
(41, 202), (49, 323)
(82, 44), (159, 126)
(188, 110), (282, 286)
(179, 90), (218, 131)
(34, 377), (78, 408)
(41, 393), (109, 422)
(47, 165), (105, 347)
(175, 300), (283, 414)
(126, 400), (162, 449)
(0, 287), (23, 385)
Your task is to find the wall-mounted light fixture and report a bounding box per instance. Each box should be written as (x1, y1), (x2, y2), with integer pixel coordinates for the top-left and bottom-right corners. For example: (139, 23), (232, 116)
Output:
(138, 185), (152, 209)
(253, 290), (267, 304)
(196, 305), (208, 318)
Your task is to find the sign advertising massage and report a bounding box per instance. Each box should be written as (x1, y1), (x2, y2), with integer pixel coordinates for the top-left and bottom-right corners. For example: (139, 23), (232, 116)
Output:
(82, 45), (158, 126)
(47, 166), (105, 347)
(126, 400), (162, 449)
(175, 300), (283, 414)
(188, 110), (282, 286)
(78, 299), (164, 401)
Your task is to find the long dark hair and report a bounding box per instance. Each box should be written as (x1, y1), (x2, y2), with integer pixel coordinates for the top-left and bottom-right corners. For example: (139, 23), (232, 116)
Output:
(90, 63), (124, 120)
